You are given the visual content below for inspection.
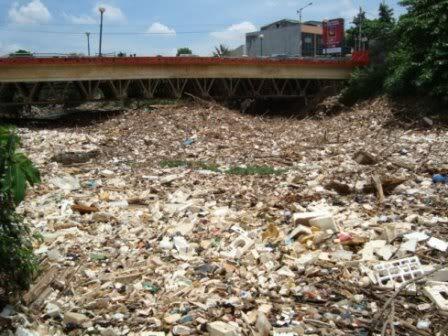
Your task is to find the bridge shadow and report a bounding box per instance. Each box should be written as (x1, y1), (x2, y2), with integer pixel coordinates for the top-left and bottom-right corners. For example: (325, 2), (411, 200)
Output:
(227, 98), (311, 119)
(1, 108), (126, 130)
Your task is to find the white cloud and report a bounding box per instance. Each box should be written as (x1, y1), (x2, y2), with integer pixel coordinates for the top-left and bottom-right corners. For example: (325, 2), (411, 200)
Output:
(147, 22), (176, 35)
(210, 21), (257, 41)
(9, 0), (51, 24)
(0, 42), (22, 55)
(93, 4), (126, 23)
(63, 4), (126, 25)
(64, 13), (96, 25)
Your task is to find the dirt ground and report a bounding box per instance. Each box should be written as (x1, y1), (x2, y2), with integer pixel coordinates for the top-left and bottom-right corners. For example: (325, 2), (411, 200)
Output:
(2, 97), (448, 336)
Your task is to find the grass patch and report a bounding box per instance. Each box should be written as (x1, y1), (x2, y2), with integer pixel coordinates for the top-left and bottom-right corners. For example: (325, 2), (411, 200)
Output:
(160, 160), (220, 172)
(226, 165), (286, 176)
(190, 161), (220, 172)
(160, 160), (188, 168)
(137, 98), (178, 105)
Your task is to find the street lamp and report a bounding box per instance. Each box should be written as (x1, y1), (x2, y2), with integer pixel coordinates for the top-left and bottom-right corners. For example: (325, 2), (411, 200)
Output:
(259, 34), (264, 57)
(297, 2), (313, 58)
(297, 2), (313, 23)
(85, 32), (91, 56)
(98, 7), (106, 57)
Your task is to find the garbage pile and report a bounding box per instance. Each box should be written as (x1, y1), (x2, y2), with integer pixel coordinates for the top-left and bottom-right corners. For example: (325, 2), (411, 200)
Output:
(1, 98), (448, 336)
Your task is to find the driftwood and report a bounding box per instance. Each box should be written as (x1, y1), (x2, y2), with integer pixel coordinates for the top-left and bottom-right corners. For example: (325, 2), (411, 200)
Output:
(372, 174), (385, 203)
(51, 150), (99, 165)
(23, 266), (58, 305)
(362, 176), (407, 195)
(71, 204), (99, 214)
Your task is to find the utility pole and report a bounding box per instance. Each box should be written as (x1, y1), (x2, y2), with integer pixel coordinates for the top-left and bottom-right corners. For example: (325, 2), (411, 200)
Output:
(297, 2), (313, 57)
(85, 32), (91, 56)
(98, 7), (106, 57)
(358, 7), (363, 51)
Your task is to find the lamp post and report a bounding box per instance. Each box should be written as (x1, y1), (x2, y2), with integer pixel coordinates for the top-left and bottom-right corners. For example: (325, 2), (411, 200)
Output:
(259, 34), (264, 57)
(98, 7), (106, 57)
(85, 32), (91, 56)
(297, 2), (313, 57)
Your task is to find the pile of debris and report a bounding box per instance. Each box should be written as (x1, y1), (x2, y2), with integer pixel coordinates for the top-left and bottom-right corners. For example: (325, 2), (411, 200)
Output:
(1, 98), (447, 336)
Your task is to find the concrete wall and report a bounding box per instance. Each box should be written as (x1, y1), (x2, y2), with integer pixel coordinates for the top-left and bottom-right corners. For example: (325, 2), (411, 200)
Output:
(246, 23), (301, 57)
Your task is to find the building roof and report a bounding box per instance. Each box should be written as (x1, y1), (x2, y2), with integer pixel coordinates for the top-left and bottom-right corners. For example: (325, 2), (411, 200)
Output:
(247, 19), (324, 37)
(261, 19), (300, 30)
(304, 20), (322, 26)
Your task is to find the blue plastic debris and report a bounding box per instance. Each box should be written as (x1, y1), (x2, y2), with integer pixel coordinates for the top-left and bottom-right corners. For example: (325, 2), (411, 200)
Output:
(432, 174), (448, 184)
(85, 180), (97, 189)
(183, 138), (196, 146)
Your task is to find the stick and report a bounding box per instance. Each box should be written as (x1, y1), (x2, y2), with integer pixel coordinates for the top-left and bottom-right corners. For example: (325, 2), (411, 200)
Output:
(184, 92), (217, 108)
(23, 266), (58, 305)
(372, 174), (385, 203)
(400, 321), (432, 336)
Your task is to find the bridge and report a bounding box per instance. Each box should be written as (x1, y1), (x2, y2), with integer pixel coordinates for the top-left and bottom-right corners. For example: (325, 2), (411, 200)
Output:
(0, 52), (368, 113)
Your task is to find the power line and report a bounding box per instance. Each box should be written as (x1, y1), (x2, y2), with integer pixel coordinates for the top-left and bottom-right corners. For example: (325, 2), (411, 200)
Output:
(0, 27), (221, 35)
(0, 21), (244, 28)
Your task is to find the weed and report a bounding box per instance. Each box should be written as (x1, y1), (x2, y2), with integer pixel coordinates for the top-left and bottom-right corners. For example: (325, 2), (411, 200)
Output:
(160, 160), (189, 168)
(160, 160), (220, 172)
(226, 165), (286, 176)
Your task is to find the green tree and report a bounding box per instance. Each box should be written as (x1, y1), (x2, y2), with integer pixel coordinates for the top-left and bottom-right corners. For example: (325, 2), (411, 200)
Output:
(342, 3), (396, 104)
(346, 4), (395, 51)
(213, 44), (231, 57)
(176, 47), (193, 56)
(379, 2), (395, 24)
(0, 126), (40, 297)
(385, 0), (448, 102)
(346, 8), (367, 49)
(9, 49), (33, 57)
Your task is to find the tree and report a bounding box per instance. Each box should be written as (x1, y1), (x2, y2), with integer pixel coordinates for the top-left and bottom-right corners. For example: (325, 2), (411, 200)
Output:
(341, 3), (396, 104)
(9, 49), (32, 57)
(213, 44), (231, 57)
(342, 0), (448, 106)
(346, 7), (367, 49)
(346, 3), (395, 51)
(176, 48), (193, 56)
(0, 127), (40, 298)
(379, 2), (395, 24)
(385, 0), (448, 102)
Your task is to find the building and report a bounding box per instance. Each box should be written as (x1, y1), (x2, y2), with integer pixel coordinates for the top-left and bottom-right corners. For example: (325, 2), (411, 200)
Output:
(229, 45), (245, 57)
(246, 19), (323, 58)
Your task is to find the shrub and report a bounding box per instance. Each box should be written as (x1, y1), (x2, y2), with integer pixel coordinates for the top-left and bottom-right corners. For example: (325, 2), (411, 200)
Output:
(385, 0), (448, 103)
(342, 1), (448, 106)
(0, 126), (40, 298)
(341, 65), (387, 105)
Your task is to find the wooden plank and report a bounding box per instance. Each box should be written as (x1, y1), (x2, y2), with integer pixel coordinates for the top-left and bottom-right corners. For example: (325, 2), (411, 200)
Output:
(23, 266), (58, 305)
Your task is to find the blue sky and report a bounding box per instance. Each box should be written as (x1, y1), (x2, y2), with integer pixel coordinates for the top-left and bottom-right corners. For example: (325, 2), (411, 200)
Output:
(0, 0), (406, 56)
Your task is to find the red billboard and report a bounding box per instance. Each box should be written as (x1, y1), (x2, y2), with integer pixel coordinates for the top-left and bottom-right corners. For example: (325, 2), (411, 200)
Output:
(323, 18), (345, 54)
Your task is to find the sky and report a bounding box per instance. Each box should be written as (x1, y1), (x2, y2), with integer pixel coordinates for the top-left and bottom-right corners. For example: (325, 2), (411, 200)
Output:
(0, 0), (406, 56)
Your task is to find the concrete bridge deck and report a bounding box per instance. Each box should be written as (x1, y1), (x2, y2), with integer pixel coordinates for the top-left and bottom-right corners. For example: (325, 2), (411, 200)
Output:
(0, 53), (369, 112)
(0, 53), (369, 82)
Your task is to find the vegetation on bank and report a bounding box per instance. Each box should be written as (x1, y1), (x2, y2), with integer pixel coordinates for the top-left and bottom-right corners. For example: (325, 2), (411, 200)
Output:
(342, 0), (448, 106)
(0, 127), (40, 300)
(176, 47), (193, 56)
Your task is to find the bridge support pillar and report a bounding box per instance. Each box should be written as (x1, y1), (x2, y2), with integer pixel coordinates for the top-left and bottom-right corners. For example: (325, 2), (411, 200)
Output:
(76, 81), (100, 101)
(137, 79), (160, 99)
(167, 79), (188, 99)
(194, 79), (215, 98)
